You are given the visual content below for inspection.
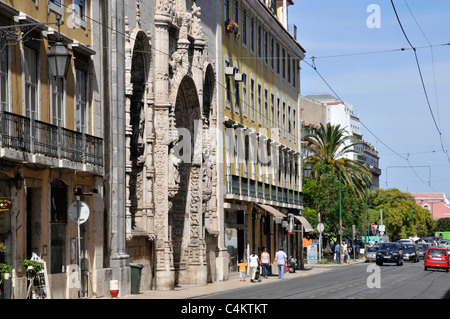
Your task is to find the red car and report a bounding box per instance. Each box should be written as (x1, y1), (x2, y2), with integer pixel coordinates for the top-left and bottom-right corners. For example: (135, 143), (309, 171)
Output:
(424, 247), (449, 272)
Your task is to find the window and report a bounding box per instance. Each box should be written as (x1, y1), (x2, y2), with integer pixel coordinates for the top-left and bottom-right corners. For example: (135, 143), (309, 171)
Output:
(293, 109), (296, 143)
(250, 78), (255, 121)
(270, 93), (274, 129)
(48, 0), (64, 17)
(257, 83), (262, 125)
(224, 0), (230, 25)
(234, 134), (240, 175)
(250, 14), (254, 53)
(264, 88), (268, 127)
(75, 68), (88, 133)
(277, 97), (280, 128)
(264, 30), (268, 65)
(288, 105), (291, 137)
(276, 42), (280, 75)
(225, 59), (231, 108)
(242, 7), (247, 47)
(282, 48), (286, 79)
(270, 36), (274, 70)
(233, 0), (239, 31)
(257, 23), (261, 59)
(74, 0), (86, 20)
(24, 46), (38, 120)
(234, 79), (240, 114)
(0, 39), (8, 112)
(242, 73), (248, 117)
(282, 101), (286, 137)
(50, 180), (67, 274)
(292, 58), (296, 87)
(287, 53), (291, 83)
(51, 77), (65, 127)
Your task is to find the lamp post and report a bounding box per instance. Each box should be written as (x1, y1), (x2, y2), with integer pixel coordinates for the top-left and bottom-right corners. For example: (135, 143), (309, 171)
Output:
(339, 170), (342, 264)
(299, 161), (312, 270)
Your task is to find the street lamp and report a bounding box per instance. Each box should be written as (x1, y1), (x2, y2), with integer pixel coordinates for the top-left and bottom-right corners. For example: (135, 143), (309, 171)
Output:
(47, 17), (71, 78)
(0, 16), (71, 78)
(299, 160), (312, 270)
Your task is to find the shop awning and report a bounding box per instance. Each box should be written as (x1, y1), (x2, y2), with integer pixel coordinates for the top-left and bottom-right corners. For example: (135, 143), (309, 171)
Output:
(256, 204), (286, 219)
(294, 215), (314, 232)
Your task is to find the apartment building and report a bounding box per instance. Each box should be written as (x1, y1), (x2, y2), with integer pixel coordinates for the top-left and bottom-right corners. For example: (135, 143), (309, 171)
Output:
(0, 0), (107, 298)
(218, 0), (312, 275)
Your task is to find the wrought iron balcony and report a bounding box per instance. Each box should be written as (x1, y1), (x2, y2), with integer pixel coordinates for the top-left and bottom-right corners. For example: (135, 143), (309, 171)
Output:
(226, 174), (302, 207)
(1, 111), (103, 167)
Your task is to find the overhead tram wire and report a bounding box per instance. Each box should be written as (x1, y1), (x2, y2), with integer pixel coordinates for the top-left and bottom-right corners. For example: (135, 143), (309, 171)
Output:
(402, 0), (450, 164)
(61, 0), (300, 141)
(390, 0), (450, 165)
(306, 42), (450, 60)
(301, 58), (436, 191)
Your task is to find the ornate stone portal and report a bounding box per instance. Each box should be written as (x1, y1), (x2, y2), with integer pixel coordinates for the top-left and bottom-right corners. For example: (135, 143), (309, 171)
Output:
(124, 0), (217, 290)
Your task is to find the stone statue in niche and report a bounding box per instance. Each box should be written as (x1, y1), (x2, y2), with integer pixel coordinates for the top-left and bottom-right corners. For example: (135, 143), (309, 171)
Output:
(168, 141), (181, 187)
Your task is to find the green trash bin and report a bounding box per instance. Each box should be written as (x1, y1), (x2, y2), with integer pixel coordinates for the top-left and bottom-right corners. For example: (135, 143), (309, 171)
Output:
(130, 263), (144, 294)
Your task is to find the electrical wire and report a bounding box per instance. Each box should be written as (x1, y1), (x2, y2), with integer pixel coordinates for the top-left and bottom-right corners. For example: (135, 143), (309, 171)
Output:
(390, 0), (450, 165)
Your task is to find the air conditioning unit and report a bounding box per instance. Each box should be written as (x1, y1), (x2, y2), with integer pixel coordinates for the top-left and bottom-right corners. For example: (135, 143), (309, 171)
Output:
(234, 72), (243, 82)
(224, 67), (234, 76)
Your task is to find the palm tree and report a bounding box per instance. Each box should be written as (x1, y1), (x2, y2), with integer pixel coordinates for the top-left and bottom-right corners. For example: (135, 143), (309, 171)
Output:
(303, 122), (373, 199)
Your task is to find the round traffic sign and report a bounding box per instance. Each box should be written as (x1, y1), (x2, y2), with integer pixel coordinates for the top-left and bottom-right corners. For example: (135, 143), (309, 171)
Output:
(317, 223), (324, 233)
(68, 200), (90, 224)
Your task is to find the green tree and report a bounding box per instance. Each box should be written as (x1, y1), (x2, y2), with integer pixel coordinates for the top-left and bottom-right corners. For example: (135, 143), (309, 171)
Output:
(303, 162), (365, 252)
(303, 122), (373, 199)
(368, 188), (435, 241)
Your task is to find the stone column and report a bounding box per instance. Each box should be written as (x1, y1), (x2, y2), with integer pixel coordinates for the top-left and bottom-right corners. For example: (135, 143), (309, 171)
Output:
(104, 0), (130, 296)
(153, 0), (174, 290)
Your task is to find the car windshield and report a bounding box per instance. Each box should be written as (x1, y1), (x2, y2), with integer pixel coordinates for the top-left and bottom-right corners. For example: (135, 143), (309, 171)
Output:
(402, 244), (414, 249)
(428, 249), (447, 256)
(378, 243), (398, 250)
(368, 247), (378, 252)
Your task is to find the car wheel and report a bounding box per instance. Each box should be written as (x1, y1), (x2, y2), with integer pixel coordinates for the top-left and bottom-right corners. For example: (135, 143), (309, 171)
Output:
(424, 266), (427, 271)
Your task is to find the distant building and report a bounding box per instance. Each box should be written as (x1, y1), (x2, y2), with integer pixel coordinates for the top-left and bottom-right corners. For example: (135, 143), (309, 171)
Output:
(412, 193), (450, 220)
(302, 93), (381, 190)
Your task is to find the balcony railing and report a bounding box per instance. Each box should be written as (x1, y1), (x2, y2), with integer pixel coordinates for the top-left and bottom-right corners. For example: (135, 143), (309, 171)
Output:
(227, 174), (302, 206)
(1, 111), (103, 167)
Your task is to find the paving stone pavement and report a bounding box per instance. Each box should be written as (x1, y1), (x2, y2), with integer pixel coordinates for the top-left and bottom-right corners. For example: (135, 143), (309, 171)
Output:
(105, 258), (365, 299)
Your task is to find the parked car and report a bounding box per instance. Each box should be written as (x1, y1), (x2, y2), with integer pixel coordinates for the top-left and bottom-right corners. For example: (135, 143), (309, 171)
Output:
(365, 246), (378, 262)
(402, 243), (420, 262)
(376, 242), (403, 266)
(424, 247), (449, 272)
(417, 243), (429, 259)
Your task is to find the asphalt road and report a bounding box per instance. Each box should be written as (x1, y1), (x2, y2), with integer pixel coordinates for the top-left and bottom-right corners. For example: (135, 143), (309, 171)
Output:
(197, 260), (450, 299)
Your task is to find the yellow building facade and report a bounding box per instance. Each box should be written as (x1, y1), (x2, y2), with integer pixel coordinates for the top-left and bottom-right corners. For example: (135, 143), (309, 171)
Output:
(220, 0), (309, 274)
(0, 0), (106, 298)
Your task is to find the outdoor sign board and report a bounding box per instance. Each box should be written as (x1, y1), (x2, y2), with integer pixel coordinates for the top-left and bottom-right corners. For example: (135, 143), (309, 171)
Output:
(0, 199), (12, 212)
(307, 244), (318, 264)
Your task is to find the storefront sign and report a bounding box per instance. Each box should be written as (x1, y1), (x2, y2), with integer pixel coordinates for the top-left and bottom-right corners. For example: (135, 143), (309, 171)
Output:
(0, 199), (12, 212)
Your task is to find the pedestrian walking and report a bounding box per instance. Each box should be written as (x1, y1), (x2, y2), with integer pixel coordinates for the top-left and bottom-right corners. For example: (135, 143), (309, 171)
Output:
(249, 252), (259, 283)
(335, 242), (341, 264)
(237, 260), (247, 282)
(342, 241), (348, 263)
(273, 247), (287, 279)
(260, 248), (270, 278)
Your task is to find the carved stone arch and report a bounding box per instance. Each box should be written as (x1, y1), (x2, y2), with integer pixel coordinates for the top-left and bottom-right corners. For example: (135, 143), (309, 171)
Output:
(203, 63), (216, 123)
(169, 74), (205, 285)
(125, 28), (152, 237)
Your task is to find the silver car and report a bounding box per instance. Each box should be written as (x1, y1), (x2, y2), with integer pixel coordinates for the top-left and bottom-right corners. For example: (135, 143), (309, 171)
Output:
(365, 246), (378, 262)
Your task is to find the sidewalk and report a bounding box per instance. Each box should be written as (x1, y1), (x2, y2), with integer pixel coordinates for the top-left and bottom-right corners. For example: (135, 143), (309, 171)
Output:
(114, 257), (366, 299)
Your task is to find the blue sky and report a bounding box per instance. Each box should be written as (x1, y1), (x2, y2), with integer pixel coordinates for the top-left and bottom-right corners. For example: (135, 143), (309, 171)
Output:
(290, 0), (450, 196)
